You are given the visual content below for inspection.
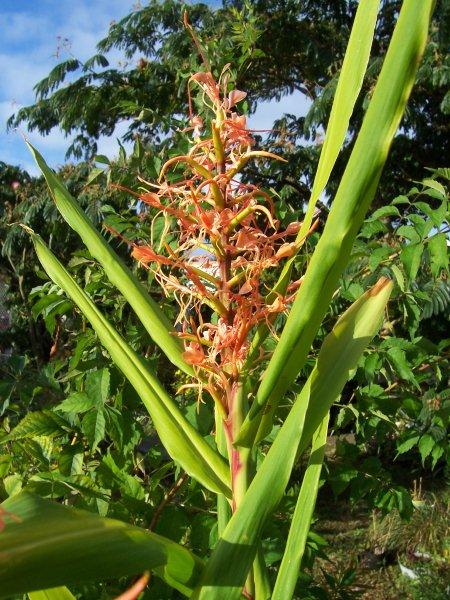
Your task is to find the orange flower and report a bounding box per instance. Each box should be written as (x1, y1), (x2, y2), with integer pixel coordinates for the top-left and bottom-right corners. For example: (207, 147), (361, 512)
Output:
(182, 342), (205, 365)
(125, 65), (316, 395)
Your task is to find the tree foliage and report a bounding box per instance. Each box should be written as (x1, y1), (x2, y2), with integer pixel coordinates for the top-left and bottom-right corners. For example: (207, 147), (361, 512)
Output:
(7, 1), (449, 201)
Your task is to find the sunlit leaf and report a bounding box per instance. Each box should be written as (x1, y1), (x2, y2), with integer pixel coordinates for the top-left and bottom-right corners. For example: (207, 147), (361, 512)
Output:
(192, 278), (393, 599)
(239, 0), (434, 446)
(0, 492), (203, 598)
(27, 232), (231, 497)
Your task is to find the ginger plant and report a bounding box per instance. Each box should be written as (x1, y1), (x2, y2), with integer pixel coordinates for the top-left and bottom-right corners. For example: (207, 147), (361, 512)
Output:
(0, 1), (435, 599)
(127, 55), (313, 516)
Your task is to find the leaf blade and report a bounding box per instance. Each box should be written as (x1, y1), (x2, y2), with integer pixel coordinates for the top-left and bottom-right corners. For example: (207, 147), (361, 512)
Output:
(192, 278), (393, 599)
(272, 414), (329, 600)
(28, 587), (76, 600)
(0, 492), (202, 598)
(299, 0), (381, 239)
(29, 232), (231, 497)
(81, 409), (106, 452)
(245, 0), (381, 365)
(238, 0), (435, 446)
(27, 142), (193, 377)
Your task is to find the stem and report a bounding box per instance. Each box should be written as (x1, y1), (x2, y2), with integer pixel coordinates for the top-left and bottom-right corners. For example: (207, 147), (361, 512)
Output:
(148, 472), (188, 531)
(213, 111), (257, 596)
(223, 381), (255, 598)
(215, 406), (231, 537)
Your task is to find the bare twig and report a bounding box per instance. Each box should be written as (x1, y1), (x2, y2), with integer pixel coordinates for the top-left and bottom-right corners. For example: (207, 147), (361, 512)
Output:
(149, 471), (189, 531)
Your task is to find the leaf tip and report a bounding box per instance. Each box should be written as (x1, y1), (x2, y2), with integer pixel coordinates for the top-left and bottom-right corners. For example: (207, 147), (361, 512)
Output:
(368, 276), (393, 297)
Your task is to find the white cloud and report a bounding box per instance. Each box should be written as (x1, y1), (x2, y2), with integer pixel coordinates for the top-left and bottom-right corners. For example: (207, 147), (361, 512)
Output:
(0, 55), (56, 108)
(0, 0), (136, 168)
(0, 2), (135, 105)
(1, 127), (73, 174)
(0, 100), (17, 126)
(0, 13), (50, 45)
(0, 135), (40, 175)
(25, 129), (71, 153)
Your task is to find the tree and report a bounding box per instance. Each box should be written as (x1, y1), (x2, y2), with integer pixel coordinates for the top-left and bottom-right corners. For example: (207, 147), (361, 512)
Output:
(0, 160), (129, 360)
(7, 0), (449, 202)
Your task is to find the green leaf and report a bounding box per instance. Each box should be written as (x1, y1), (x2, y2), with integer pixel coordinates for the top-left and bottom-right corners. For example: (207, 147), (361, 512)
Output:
(27, 142), (193, 377)
(431, 444), (444, 469)
(238, 0), (434, 446)
(413, 200), (448, 228)
(397, 224), (420, 242)
(2, 411), (66, 442)
(82, 409), (106, 451)
(272, 414), (329, 600)
(0, 492), (203, 597)
(93, 154), (110, 165)
(58, 445), (84, 476)
(28, 232), (230, 497)
(368, 205), (401, 220)
(85, 167), (104, 186)
(396, 434), (420, 455)
(297, 0), (381, 240)
(390, 264), (405, 292)
(43, 299), (73, 335)
(56, 392), (95, 414)
(376, 486), (413, 519)
(32, 293), (65, 320)
(99, 453), (145, 498)
(422, 178), (446, 198)
(329, 465), (359, 495)
(428, 233), (448, 276)
(400, 243), (423, 282)
(0, 455), (12, 477)
(418, 434), (435, 464)
(28, 587), (76, 600)
(368, 246), (391, 271)
(364, 352), (380, 384)
(192, 279), (392, 599)
(392, 195), (410, 205)
(85, 368), (110, 405)
(32, 437), (54, 464)
(386, 347), (418, 387)
(411, 214), (433, 239)
(3, 474), (22, 497)
(253, 546), (271, 600)
(247, 0), (381, 363)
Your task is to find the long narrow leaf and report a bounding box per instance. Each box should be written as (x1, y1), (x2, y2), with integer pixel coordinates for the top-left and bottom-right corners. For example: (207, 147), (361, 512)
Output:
(253, 546), (271, 600)
(192, 278), (393, 599)
(272, 413), (330, 600)
(27, 142), (193, 377)
(238, 0), (434, 446)
(0, 492), (202, 597)
(28, 231), (231, 497)
(298, 0), (380, 239)
(245, 0), (380, 366)
(28, 588), (76, 600)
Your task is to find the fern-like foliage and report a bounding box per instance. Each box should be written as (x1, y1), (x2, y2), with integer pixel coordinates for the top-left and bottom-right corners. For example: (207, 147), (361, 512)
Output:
(420, 280), (450, 319)
(34, 59), (81, 99)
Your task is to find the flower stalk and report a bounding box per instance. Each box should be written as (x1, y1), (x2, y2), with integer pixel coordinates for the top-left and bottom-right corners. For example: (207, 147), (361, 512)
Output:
(127, 29), (309, 596)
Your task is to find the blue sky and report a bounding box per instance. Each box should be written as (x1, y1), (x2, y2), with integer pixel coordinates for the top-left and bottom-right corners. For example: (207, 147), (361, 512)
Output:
(0, 0), (310, 176)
